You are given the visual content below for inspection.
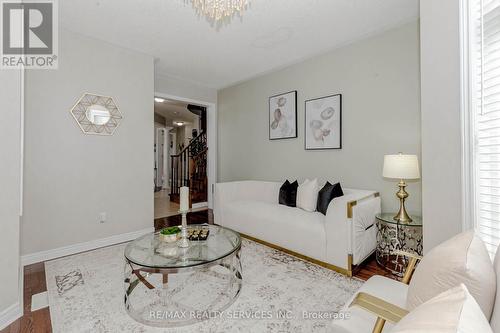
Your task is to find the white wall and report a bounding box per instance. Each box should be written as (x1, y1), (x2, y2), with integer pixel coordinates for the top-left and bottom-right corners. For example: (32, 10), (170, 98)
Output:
(22, 29), (154, 255)
(420, 0), (462, 251)
(0, 69), (22, 326)
(155, 73), (217, 104)
(217, 22), (421, 214)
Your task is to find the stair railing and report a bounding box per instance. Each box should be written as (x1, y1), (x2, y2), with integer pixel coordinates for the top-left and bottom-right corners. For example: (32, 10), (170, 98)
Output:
(170, 131), (207, 198)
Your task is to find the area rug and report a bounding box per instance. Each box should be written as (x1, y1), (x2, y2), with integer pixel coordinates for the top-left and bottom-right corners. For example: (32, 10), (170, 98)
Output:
(45, 239), (363, 332)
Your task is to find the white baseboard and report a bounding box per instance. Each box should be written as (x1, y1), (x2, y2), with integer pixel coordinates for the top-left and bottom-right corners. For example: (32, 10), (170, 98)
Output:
(21, 227), (154, 266)
(18, 262), (23, 322)
(192, 202), (208, 209)
(0, 254), (26, 329)
(0, 302), (22, 330)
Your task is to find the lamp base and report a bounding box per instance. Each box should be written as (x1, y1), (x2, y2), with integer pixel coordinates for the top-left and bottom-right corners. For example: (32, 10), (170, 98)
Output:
(393, 207), (413, 223)
(393, 180), (413, 223)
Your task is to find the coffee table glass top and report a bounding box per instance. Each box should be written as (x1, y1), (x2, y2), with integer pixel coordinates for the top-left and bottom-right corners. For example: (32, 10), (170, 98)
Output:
(124, 224), (241, 269)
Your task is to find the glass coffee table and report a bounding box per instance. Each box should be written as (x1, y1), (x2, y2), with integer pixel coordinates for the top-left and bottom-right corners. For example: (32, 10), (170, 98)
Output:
(124, 224), (242, 327)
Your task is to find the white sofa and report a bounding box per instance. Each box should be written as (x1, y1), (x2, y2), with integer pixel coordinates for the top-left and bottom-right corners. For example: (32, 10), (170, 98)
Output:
(214, 180), (381, 276)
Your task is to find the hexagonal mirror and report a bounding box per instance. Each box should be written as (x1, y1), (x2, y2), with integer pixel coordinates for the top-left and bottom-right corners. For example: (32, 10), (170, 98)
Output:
(86, 104), (111, 125)
(70, 93), (122, 135)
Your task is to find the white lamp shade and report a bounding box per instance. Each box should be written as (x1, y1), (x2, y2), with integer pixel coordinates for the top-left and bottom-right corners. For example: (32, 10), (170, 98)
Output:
(383, 154), (420, 180)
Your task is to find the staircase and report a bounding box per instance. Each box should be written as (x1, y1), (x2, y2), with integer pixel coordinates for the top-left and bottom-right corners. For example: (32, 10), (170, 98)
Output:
(170, 131), (208, 206)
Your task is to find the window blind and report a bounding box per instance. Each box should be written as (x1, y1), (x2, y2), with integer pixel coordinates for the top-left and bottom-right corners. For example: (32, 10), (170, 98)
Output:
(474, 0), (500, 256)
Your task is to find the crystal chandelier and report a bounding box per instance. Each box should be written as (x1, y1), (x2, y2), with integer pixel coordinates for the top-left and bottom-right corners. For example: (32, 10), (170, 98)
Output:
(191, 0), (249, 22)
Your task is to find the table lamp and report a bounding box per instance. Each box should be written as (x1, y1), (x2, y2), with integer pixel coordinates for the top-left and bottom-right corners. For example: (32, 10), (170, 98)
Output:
(383, 153), (420, 223)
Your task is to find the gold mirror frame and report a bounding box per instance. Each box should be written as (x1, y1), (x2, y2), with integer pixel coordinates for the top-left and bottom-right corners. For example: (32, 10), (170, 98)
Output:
(70, 93), (122, 135)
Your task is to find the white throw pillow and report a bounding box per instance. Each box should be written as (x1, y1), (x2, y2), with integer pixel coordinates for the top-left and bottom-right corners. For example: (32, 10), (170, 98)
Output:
(391, 284), (493, 333)
(296, 178), (319, 212)
(406, 231), (496, 320)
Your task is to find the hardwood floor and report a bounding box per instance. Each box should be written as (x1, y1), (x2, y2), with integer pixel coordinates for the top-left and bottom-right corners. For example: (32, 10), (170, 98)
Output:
(354, 254), (397, 281)
(1, 263), (51, 333)
(154, 208), (213, 230)
(2, 209), (397, 333)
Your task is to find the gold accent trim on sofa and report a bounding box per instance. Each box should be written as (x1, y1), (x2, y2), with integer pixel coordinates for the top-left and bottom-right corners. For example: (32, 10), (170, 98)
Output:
(239, 232), (353, 276)
(347, 201), (357, 219)
(347, 192), (380, 219)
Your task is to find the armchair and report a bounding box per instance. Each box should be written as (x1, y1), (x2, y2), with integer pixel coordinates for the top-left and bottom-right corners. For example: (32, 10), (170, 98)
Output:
(332, 231), (500, 333)
(349, 250), (422, 333)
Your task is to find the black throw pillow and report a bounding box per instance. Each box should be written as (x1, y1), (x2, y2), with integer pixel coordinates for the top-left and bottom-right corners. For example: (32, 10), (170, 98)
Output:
(279, 180), (299, 207)
(288, 180), (298, 207)
(317, 182), (344, 215)
(279, 180), (290, 205)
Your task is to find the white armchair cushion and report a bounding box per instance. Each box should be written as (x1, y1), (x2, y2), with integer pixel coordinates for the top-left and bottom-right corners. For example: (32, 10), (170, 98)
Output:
(296, 178), (319, 212)
(406, 231), (496, 320)
(331, 275), (408, 333)
(391, 284), (492, 333)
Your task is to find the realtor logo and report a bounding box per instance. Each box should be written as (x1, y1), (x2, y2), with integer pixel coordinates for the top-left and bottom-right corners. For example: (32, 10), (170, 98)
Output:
(1, 0), (58, 69)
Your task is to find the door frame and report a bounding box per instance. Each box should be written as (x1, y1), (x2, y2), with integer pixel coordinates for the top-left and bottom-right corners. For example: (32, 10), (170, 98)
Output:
(154, 92), (217, 209)
(154, 126), (170, 190)
(164, 126), (173, 189)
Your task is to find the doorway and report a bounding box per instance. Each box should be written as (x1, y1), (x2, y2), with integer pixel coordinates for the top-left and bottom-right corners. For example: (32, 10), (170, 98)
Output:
(153, 95), (214, 219)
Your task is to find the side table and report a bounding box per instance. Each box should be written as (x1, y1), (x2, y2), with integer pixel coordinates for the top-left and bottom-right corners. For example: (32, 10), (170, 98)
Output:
(375, 213), (423, 277)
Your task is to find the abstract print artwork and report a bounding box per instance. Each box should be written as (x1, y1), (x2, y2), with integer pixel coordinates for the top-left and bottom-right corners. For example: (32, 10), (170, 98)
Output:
(269, 90), (297, 140)
(305, 94), (342, 150)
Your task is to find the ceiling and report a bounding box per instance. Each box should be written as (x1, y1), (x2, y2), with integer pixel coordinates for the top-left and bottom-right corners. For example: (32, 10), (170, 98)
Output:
(154, 99), (199, 127)
(60, 0), (419, 89)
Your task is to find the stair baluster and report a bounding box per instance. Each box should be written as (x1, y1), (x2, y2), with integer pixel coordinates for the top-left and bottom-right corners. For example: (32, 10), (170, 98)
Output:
(170, 132), (208, 205)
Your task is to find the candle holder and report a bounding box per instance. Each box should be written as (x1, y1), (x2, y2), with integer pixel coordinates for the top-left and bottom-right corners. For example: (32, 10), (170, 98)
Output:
(177, 209), (190, 248)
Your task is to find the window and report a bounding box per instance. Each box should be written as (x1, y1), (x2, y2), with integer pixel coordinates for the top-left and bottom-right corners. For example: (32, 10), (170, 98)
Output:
(467, 0), (500, 256)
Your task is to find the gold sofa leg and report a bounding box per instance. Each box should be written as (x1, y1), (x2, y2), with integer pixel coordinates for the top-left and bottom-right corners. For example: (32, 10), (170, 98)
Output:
(347, 253), (353, 277)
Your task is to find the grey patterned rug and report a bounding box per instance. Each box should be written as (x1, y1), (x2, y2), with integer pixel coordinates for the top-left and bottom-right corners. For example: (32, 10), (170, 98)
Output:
(45, 239), (362, 332)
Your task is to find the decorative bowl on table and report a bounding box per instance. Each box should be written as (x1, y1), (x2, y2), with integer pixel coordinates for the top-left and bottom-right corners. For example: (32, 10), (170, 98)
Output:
(159, 226), (181, 243)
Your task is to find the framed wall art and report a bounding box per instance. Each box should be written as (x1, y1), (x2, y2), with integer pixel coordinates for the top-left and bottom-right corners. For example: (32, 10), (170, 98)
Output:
(269, 90), (297, 140)
(305, 94), (342, 150)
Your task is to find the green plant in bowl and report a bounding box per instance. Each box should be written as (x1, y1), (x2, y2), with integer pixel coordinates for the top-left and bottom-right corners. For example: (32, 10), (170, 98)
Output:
(159, 226), (181, 242)
(161, 226), (181, 235)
